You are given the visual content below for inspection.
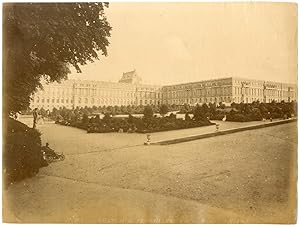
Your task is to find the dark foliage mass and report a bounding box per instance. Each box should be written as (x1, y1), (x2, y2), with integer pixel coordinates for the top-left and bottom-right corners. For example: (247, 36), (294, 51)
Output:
(215, 101), (297, 122)
(3, 3), (111, 185)
(48, 100), (296, 132)
(3, 3), (111, 114)
(52, 105), (214, 133)
(3, 118), (45, 187)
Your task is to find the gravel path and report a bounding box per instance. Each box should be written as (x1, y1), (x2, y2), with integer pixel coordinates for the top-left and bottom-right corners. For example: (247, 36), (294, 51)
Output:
(3, 122), (297, 223)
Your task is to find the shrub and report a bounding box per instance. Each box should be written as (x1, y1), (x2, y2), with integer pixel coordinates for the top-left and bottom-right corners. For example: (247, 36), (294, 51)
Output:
(249, 109), (263, 121)
(185, 113), (191, 121)
(143, 106), (154, 119)
(82, 113), (89, 123)
(128, 114), (134, 123)
(3, 118), (45, 187)
(271, 112), (282, 119)
(168, 113), (176, 119)
(159, 104), (169, 117)
(193, 104), (206, 121)
(227, 113), (248, 122)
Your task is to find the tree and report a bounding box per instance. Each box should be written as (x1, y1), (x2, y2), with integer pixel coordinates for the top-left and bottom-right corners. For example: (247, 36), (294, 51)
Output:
(94, 114), (101, 123)
(209, 102), (216, 116)
(92, 106), (98, 112)
(201, 103), (209, 115)
(143, 106), (153, 120)
(193, 104), (205, 121)
(103, 113), (111, 122)
(39, 107), (47, 117)
(114, 105), (121, 114)
(185, 113), (191, 121)
(82, 113), (89, 124)
(128, 114), (134, 124)
(159, 104), (169, 117)
(181, 103), (191, 113)
(170, 104), (177, 111)
(219, 102), (226, 109)
(126, 105), (133, 114)
(3, 3), (112, 114)
(50, 107), (59, 119)
(69, 111), (76, 122)
(120, 105), (127, 114)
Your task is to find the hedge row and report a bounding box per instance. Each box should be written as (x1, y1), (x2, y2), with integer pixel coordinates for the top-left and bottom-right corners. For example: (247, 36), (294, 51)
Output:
(56, 114), (214, 133)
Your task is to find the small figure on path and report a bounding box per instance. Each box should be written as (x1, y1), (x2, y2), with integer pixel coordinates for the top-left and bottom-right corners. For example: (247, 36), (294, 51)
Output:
(33, 108), (38, 129)
(144, 134), (151, 145)
(222, 115), (227, 121)
(41, 143), (57, 158)
(41, 142), (65, 162)
(40, 115), (45, 124)
(216, 124), (220, 132)
(14, 111), (20, 121)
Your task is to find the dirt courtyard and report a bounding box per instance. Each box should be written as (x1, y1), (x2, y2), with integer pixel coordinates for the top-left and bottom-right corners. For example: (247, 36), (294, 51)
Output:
(3, 122), (297, 223)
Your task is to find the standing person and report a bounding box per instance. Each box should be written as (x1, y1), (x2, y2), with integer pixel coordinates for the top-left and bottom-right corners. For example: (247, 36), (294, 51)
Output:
(16, 111), (20, 120)
(33, 108), (38, 129)
(14, 112), (20, 121)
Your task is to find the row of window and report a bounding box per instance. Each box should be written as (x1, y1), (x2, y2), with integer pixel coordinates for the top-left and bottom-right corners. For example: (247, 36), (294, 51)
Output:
(233, 80), (265, 87)
(31, 97), (296, 111)
(163, 96), (295, 105)
(34, 98), (74, 104)
(163, 87), (296, 99)
(31, 104), (73, 109)
(38, 87), (73, 96)
(77, 98), (135, 106)
(139, 99), (160, 105)
(33, 91), (296, 105)
(75, 88), (136, 97)
(164, 96), (232, 104)
(164, 87), (232, 98)
(235, 87), (295, 97)
(74, 89), (162, 99)
(164, 80), (232, 91)
(138, 92), (161, 98)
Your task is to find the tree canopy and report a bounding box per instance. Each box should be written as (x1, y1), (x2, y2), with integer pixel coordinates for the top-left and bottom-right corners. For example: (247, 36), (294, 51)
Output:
(143, 106), (154, 119)
(159, 104), (169, 116)
(3, 3), (112, 114)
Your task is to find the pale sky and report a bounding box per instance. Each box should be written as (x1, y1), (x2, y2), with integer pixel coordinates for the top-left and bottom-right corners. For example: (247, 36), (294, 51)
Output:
(68, 2), (297, 85)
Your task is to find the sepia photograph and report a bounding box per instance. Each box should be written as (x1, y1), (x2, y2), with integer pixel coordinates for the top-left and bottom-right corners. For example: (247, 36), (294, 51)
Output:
(2, 2), (298, 224)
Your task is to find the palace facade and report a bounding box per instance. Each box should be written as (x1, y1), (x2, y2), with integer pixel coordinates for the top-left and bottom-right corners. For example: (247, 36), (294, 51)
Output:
(162, 77), (297, 105)
(30, 70), (162, 110)
(30, 71), (297, 110)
